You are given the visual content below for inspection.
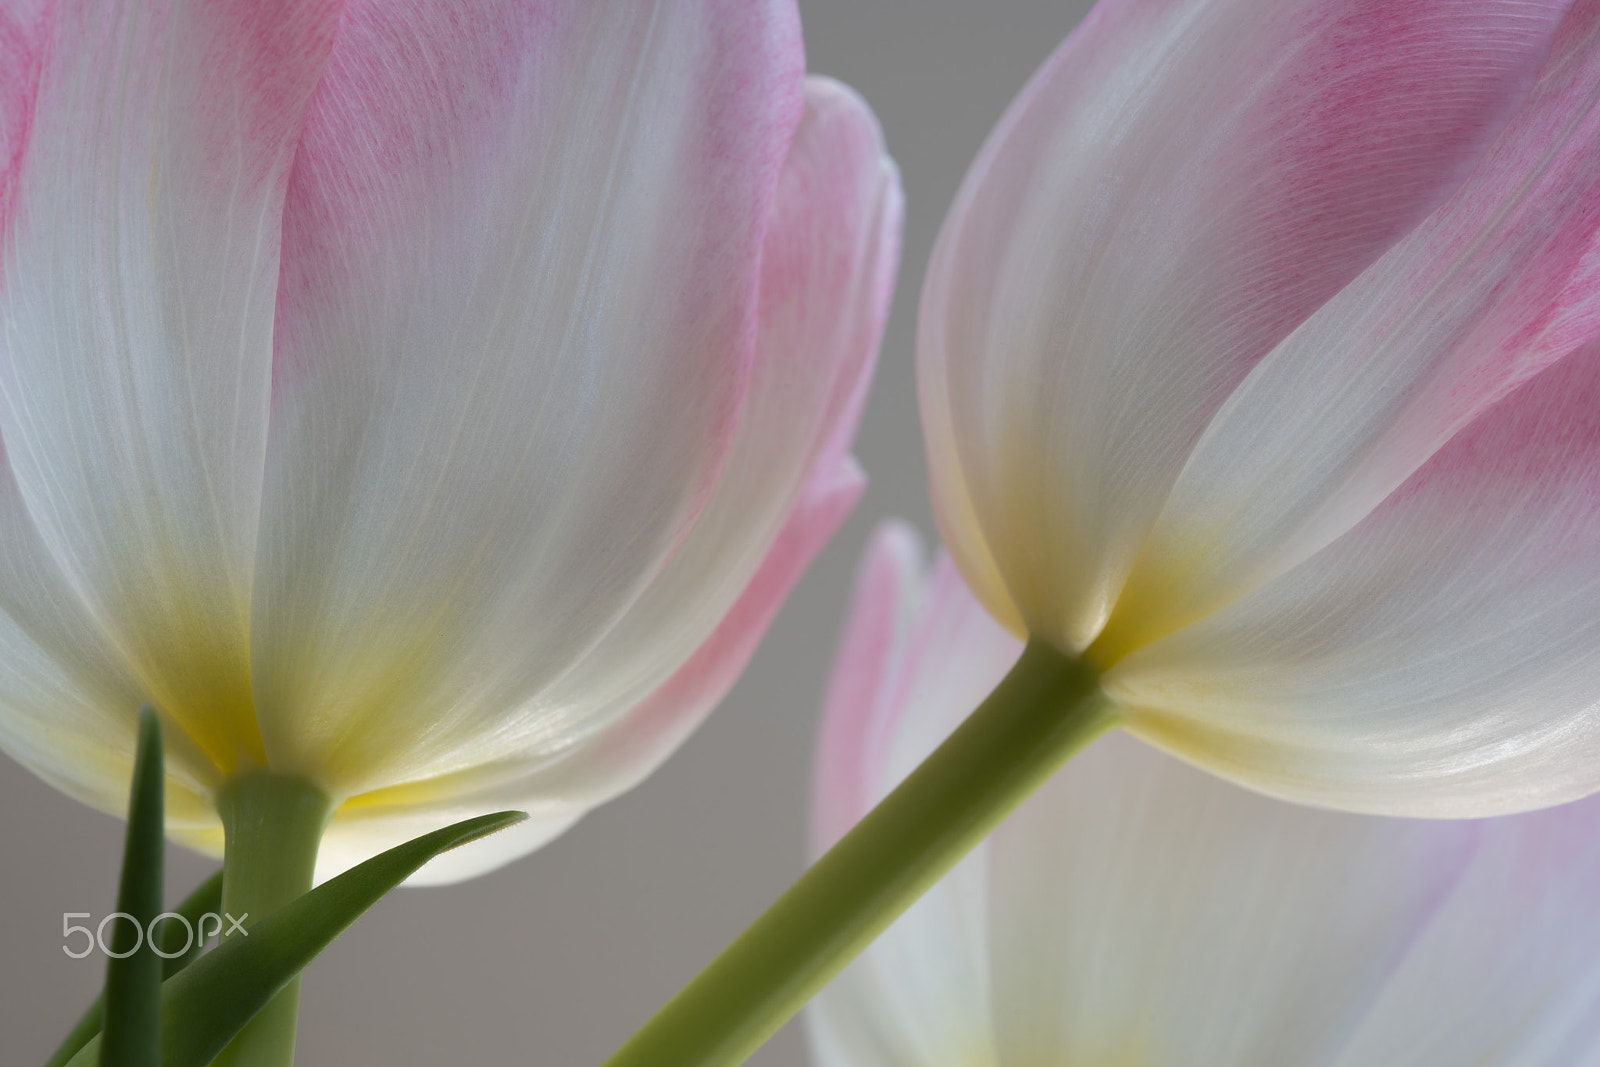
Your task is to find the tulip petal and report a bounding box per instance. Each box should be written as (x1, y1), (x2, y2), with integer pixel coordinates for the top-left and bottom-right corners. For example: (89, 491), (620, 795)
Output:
(0, 446), (219, 834)
(0, 0), (339, 779)
(516, 460), (866, 841)
(251, 0), (806, 796)
(982, 736), (1476, 1065)
(303, 74), (899, 878)
(525, 76), (900, 786)
(818, 738), (1600, 1067)
(813, 536), (1600, 1067)
(316, 457), (864, 886)
(811, 837), (998, 1067)
(919, 0), (1568, 651)
(810, 520), (925, 856)
(0, 0), (46, 239)
(1328, 799), (1600, 1064)
(1102, 4), (1600, 657)
(1109, 336), (1600, 815)
(809, 527), (1021, 1067)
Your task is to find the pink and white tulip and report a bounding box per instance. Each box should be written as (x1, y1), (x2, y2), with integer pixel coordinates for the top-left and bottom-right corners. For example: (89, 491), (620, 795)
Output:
(810, 525), (1600, 1066)
(0, 0), (901, 882)
(920, 0), (1600, 814)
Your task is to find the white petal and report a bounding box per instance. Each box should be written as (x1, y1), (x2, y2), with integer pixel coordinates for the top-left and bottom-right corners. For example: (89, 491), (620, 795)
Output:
(0, 449), (218, 833)
(814, 538), (1600, 1066)
(918, 0), (1567, 651)
(824, 740), (1600, 1066)
(523, 75), (902, 784)
(985, 735), (1473, 1064)
(300, 70), (898, 878)
(809, 526), (1015, 1067)
(1109, 338), (1600, 815)
(1098, 8), (1600, 658)
(250, 0), (805, 797)
(316, 458), (862, 886)
(1330, 799), (1600, 1064)
(811, 520), (928, 856)
(0, 0), (338, 777)
(313, 792), (581, 887)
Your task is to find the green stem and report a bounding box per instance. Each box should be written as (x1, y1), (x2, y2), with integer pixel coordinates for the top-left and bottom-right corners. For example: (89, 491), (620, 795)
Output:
(602, 637), (1118, 1067)
(209, 772), (332, 1067)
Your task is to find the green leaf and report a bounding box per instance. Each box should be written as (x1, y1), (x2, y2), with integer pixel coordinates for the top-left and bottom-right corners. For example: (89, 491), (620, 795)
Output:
(99, 708), (165, 1067)
(63, 809), (526, 1067)
(43, 871), (223, 1067)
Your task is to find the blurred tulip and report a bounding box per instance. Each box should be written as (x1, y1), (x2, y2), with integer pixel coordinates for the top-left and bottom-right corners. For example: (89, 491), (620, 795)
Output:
(0, 0), (901, 883)
(920, 0), (1600, 814)
(810, 524), (1600, 1067)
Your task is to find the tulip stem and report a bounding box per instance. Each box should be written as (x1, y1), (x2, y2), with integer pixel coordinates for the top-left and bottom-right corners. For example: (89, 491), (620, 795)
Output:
(210, 772), (333, 1067)
(601, 637), (1117, 1067)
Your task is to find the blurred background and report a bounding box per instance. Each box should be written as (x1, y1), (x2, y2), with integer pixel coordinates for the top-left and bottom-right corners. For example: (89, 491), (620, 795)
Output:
(0, 2), (1094, 1063)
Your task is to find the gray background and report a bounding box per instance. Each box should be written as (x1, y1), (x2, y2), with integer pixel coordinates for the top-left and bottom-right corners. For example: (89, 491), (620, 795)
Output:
(0, 2), (1093, 1063)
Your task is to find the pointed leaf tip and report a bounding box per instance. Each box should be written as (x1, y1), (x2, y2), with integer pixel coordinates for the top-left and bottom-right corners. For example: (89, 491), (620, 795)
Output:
(99, 707), (165, 1067)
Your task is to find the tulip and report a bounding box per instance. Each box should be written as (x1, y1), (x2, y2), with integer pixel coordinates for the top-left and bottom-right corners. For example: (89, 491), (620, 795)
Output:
(921, 0), (1600, 814)
(0, 0), (901, 890)
(809, 524), (1600, 1067)
(598, 5), (1600, 1064)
